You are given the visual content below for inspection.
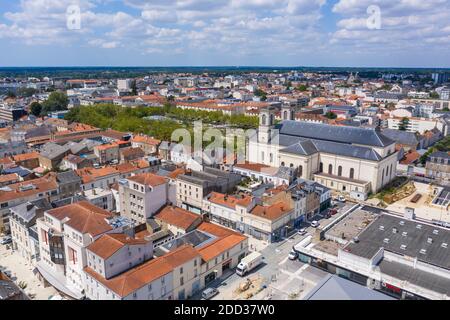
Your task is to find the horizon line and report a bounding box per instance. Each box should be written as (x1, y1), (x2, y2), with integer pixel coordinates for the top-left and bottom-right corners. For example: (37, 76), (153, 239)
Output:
(1, 65), (450, 70)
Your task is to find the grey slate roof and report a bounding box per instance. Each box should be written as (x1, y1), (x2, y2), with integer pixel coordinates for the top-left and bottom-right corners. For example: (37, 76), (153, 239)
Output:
(430, 151), (450, 160)
(303, 274), (394, 300)
(10, 199), (52, 223)
(56, 170), (82, 184)
(39, 142), (69, 159)
(279, 140), (318, 156)
(280, 138), (382, 161)
(276, 120), (394, 147)
(381, 129), (420, 146)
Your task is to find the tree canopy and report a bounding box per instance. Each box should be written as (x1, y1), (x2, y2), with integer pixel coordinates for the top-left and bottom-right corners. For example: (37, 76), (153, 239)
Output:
(41, 91), (69, 115)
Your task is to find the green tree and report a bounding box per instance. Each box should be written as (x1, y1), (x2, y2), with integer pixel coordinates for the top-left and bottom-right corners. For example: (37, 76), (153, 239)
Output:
(5, 91), (16, 98)
(30, 102), (42, 117)
(17, 88), (37, 97)
(325, 112), (337, 119)
(430, 91), (440, 99)
(42, 91), (69, 115)
(295, 84), (308, 92)
(398, 117), (410, 131)
(131, 80), (138, 95)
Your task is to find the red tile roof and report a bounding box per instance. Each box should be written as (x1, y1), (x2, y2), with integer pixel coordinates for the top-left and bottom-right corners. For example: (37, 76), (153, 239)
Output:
(87, 233), (148, 260)
(84, 244), (199, 297)
(155, 206), (201, 231)
(46, 201), (113, 237)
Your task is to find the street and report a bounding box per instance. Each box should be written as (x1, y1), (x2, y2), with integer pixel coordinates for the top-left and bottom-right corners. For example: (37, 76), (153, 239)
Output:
(0, 243), (59, 300)
(199, 202), (352, 300)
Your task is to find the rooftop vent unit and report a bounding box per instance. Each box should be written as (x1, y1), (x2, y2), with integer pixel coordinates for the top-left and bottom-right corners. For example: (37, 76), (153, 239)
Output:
(19, 184), (35, 192)
(392, 227), (398, 234)
(427, 237), (433, 244)
(442, 243), (448, 248)
(433, 229), (439, 235)
(420, 249), (427, 255)
(400, 244), (407, 250)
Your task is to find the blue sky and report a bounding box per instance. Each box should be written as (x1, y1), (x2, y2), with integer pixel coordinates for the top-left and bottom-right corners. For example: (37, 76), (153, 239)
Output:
(0, 0), (449, 67)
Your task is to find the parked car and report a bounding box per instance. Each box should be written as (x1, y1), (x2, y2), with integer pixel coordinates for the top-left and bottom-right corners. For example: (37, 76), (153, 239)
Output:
(311, 221), (320, 228)
(298, 228), (307, 236)
(329, 209), (338, 216)
(1, 236), (12, 245)
(202, 288), (219, 300)
(288, 250), (298, 260)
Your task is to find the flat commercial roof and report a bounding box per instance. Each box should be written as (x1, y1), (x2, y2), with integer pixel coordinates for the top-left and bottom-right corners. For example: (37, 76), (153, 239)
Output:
(303, 274), (394, 300)
(345, 213), (450, 270)
(379, 260), (450, 296)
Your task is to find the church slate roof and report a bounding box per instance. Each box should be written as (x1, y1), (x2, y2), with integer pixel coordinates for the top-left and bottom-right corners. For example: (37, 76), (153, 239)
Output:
(381, 129), (420, 146)
(280, 138), (382, 161)
(276, 121), (394, 148)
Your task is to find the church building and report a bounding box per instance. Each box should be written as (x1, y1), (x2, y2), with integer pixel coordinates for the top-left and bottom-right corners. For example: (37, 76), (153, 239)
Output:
(247, 106), (398, 200)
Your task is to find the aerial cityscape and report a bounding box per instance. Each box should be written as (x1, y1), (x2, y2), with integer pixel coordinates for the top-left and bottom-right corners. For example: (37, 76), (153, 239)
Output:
(1, 0), (450, 306)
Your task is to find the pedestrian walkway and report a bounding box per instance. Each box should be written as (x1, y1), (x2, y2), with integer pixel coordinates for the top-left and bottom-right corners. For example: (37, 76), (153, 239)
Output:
(0, 245), (58, 300)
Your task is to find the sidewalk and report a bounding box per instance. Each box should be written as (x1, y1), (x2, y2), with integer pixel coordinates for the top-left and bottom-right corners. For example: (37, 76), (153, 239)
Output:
(0, 245), (58, 300)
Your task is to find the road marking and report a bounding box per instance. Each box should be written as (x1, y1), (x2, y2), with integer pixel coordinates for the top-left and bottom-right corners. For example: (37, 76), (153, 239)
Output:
(278, 257), (289, 266)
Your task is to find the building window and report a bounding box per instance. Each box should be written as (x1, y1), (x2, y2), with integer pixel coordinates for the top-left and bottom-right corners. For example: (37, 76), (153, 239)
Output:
(338, 166), (342, 177)
(319, 162), (323, 173)
(328, 164), (333, 175)
(298, 165), (303, 177)
(350, 168), (355, 179)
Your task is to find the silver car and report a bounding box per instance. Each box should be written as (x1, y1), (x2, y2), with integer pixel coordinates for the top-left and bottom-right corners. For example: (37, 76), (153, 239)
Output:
(202, 288), (219, 300)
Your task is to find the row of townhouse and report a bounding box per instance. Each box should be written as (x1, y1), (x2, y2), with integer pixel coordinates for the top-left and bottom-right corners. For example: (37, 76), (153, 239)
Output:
(0, 174), (60, 234)
(26, 198), (248, 300)
(35, 201), (135, 299)
(83, 207), (248, 300)
(202, 179), (331, 243)
(76, 161), (156, 191)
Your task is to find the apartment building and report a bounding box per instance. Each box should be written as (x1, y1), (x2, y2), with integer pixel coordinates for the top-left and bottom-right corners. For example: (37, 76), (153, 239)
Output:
(0, 175), (59, 235)
(119, 173), (170, 224)
(84, 244), (198, 300)
(131, 135), (161, 155)
(87, 233), (152, 277)
(76, 162), (152, 191)
(154, 206), (202, 237)
(9, 199), (52, 264)
(120, 147), (145, 163)
(12, 152), (40, 170)
(204, 191), (300, 242)
(35, 201), (133, 299)
(176, 167), (242, 214)
(387, 117), (448, 136)
(81, 209), (249, 301)
(84, 188), (115, 211)
(426, 151), (450, 186)
(94, 143), (120, 164)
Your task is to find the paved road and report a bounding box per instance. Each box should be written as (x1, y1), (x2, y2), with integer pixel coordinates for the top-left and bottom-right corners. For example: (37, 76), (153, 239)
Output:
(194, 203), (352, 300)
